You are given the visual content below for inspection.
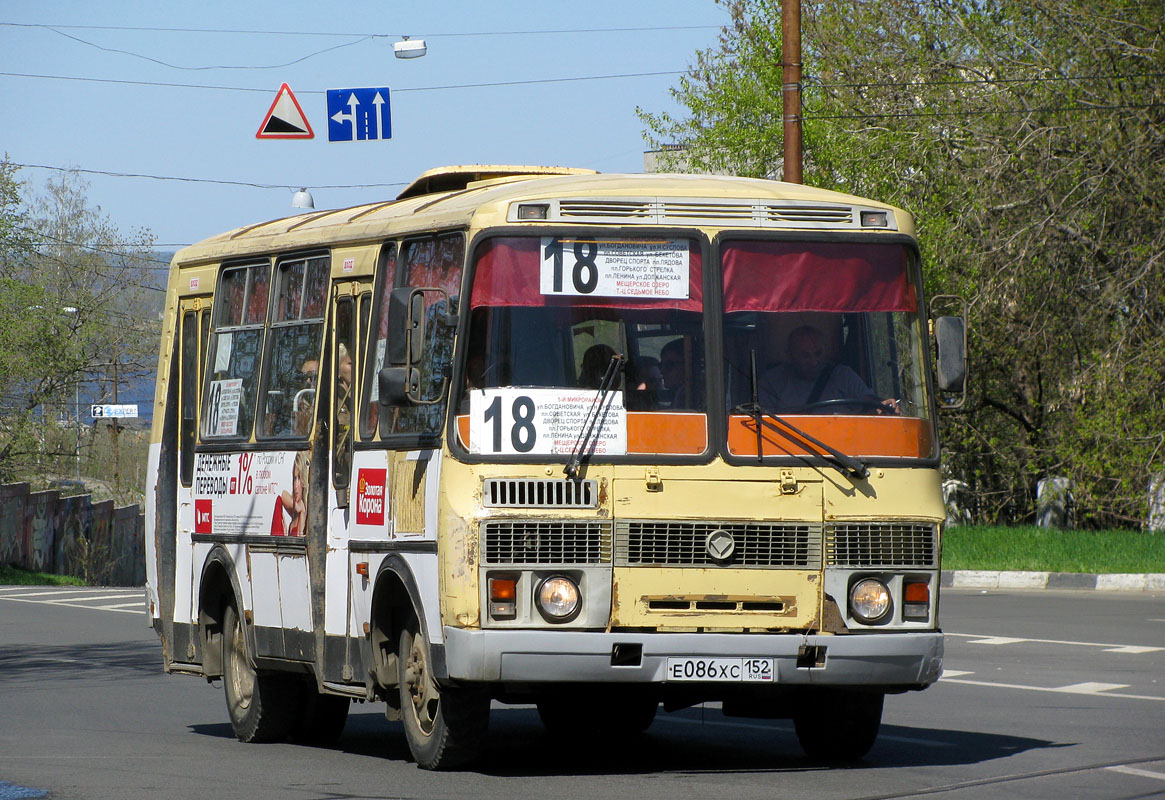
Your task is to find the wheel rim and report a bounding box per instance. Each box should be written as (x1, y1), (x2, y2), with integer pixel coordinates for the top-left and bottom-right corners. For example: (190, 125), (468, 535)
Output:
(227, 616), (254, 714)
(403, 631), (439, 736)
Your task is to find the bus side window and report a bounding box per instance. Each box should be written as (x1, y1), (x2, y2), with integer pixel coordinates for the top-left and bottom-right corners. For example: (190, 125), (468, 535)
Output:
(179, 310), (199, 486)
(260, 255), (329, 439)
(332, 296), (355, 488)
(201, 263), (269, 439)
(384, 233), (464, 438)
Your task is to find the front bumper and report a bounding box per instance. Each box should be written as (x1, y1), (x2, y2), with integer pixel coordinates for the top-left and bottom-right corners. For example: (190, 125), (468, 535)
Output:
(443, 627), (943, 689)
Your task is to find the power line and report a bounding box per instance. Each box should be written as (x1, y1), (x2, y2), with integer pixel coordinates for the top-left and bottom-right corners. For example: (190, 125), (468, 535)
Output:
(807, 101), (1162, 120)
(43, 25), (376, 71)
(0, 68), (689, 95)
(9, 163), (407, 191)
(0, 21), (721, 37)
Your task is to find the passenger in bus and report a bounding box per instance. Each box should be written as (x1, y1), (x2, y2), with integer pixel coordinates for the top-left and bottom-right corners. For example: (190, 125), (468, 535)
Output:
(335, 344), (353, 427)
(658, 338), (702, 409)
(293, 358), (319, 435)
(760, 325), (896, 413)
(625, 356), (663, 410)
(579, 344), (618, 389)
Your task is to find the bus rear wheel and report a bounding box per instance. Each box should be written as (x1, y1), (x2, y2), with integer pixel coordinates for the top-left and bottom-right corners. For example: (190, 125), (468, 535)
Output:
(397, 618), (489, 770)
(793, 689), (884, 762)
(222, 603), (300, 743)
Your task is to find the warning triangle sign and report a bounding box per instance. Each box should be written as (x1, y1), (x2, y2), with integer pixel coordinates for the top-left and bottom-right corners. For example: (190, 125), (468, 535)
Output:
(256, 83), (314, 139)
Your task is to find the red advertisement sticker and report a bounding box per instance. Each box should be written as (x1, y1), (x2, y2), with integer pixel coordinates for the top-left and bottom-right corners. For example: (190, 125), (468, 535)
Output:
(195, 499), (213, 534)
(355, 468), (387, 526)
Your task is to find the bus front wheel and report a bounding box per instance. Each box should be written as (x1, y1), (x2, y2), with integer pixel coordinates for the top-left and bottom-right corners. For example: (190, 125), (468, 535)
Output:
(397, 618), (489, 770)
(222, 603), (300, 743)
(793, 689), (884, 762)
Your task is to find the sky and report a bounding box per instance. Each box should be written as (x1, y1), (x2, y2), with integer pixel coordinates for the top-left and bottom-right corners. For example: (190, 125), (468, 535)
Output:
(0, 1), (730, 250)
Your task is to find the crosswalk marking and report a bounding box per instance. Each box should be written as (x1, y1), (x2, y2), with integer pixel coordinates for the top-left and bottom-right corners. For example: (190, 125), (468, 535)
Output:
(948, 631), (1163, 654)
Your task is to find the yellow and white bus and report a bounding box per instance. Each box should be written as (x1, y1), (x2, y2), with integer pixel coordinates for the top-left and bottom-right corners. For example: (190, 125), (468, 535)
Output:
(145, 164), (965, 769)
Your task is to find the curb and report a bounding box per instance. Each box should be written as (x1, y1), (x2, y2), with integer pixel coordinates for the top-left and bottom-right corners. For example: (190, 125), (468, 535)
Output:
(941, 570), (1165, 592)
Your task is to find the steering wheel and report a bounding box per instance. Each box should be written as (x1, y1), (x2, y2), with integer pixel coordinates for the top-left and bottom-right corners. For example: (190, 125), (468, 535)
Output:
(801, 397), (897, 415)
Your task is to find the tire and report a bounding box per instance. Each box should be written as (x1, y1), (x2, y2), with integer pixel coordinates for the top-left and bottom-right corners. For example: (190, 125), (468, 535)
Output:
(537, 689), (658, 737)
(291, 683), (350, 747)
(222, 603), (301, 743)
(793, 689), (884, 762)
(398, 617), (489, 770)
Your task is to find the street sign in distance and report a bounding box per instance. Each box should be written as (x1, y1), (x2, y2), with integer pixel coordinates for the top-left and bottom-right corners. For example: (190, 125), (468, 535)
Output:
(327, 88), (392, 142)
(91, 404), (139, 418)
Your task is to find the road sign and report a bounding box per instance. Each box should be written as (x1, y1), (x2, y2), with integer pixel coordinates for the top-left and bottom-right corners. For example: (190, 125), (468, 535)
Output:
(256, 83), (314, 139)
(326, 88), (392, 142)
(91, 404), (139, 419)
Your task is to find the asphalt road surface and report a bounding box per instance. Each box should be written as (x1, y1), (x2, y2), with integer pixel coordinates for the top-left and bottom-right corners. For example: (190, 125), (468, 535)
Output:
(1, 585), (1162, 800)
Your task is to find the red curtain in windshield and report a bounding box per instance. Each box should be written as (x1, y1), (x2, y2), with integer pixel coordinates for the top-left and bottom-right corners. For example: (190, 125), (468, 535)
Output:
(721, 241), (916, 313)
(470, 237), (703, 311)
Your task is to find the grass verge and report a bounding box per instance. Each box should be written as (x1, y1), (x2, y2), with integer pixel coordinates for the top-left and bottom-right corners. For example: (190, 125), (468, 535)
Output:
(0, 563), (85, 586)
(943, 526), (1165, 574)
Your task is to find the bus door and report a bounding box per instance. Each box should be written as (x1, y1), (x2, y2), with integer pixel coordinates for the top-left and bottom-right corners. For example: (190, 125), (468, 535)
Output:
(174, 295), (210, 662)
(324, 278), (371, 678)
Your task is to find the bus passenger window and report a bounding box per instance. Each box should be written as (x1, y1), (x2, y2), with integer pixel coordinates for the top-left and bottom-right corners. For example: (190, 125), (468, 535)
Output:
(201, 263), (270, 439)
(261, 254), (329, 439)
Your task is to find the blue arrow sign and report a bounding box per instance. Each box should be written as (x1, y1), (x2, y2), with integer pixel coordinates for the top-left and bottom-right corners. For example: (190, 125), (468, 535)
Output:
(326, 88), (392, 142)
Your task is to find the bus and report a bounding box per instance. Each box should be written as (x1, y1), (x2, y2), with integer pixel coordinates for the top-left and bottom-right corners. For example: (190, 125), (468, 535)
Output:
(145, 164), (966, 769)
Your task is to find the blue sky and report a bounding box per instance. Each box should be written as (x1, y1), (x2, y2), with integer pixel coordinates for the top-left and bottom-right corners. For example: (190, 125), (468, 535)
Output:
(1, 2), (729, 248)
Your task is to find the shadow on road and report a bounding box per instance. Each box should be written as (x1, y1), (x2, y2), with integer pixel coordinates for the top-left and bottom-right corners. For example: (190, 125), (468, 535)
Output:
(188, 704), (1069, 777)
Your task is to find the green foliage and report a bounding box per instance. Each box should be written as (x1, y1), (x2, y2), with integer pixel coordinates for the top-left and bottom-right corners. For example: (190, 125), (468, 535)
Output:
(642, 0), (1165, 526)
(943, 526), (1165, 574)
(0, 563), (85, 586)
(0, 159), (161, 489)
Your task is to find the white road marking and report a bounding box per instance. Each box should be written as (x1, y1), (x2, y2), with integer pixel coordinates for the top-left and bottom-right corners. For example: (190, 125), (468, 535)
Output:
(939, 675), (1164, 702)
(0, 596), (144, 614)
(1057, 682), (1129, 694)
(1106, 765), (1165, 781)
(948, 631), (1164, 654)
(45, 593), (138, 603)
(940, 669), (974, 678)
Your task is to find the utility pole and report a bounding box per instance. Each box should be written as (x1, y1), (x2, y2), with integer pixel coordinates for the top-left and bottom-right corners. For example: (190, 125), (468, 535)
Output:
(782, 0), (803, 184)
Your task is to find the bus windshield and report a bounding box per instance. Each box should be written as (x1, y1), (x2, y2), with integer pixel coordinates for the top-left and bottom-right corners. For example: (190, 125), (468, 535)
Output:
(720, 239), (935, 460)
(457, 235), (708, 457)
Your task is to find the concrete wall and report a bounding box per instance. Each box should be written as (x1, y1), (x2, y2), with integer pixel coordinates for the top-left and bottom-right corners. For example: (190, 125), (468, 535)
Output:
(0, 483), (144, 586)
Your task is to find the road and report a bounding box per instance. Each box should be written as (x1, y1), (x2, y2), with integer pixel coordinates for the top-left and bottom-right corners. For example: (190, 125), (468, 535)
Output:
(1, 586), (1162, 800)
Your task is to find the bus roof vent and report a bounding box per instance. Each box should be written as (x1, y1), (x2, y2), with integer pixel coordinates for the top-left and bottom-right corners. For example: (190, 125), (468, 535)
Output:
(482, 478), (599, 509)
(397, 165), (598, 200)
(518, 198), (873, 229)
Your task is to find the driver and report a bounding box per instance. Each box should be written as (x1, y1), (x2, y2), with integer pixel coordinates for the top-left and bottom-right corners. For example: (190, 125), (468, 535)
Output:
(760, 325), (896, 413)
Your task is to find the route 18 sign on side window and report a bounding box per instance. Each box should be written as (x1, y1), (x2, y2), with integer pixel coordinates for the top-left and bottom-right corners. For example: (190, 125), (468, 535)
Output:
(468, 388), (627, 456)
(539, 237), (689, 300)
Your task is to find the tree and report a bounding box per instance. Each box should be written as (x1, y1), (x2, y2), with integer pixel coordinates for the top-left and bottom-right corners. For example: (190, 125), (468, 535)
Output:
(641, 0), (1165, 526)
(0, 162), (161, 490)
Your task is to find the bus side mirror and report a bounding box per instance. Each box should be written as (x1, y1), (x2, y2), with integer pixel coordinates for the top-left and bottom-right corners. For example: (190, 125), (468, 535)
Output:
(379, 365), (420, 406)
(935, 317), (966, 391)
(386, 288), (425, 367)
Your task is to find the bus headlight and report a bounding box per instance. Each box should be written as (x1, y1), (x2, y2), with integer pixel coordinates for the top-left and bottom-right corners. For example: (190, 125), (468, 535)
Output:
(536, 576), (581, 623)
(849, 578), (891, 623)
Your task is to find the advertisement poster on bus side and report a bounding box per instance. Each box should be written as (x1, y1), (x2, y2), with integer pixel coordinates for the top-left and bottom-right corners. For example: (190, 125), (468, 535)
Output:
(193, 451), (312, 537)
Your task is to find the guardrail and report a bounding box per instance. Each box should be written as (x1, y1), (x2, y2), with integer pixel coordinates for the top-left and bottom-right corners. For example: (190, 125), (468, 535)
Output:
(0, 483), (144, 587)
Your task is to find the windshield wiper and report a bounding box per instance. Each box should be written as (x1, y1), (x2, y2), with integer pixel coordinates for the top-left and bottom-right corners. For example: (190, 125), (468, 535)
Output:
(736, 349), (869, 480)
(564, 352), (625, 480)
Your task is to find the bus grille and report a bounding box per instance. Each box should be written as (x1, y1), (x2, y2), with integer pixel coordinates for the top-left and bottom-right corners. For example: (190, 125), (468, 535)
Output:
(826, 523), (938, 568)
(481, 520), (611, 565)
(482, 478), (598, 508)
(614, 521), (822, 568)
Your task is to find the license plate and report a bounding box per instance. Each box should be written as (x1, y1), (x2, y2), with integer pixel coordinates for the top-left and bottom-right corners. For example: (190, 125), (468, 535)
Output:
(665, 657), (775, 682)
